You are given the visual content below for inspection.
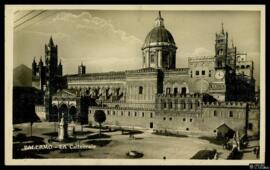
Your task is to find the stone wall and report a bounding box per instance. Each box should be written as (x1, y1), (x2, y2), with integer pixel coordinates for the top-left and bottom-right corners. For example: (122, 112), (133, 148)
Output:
(88, 107), (155, 129)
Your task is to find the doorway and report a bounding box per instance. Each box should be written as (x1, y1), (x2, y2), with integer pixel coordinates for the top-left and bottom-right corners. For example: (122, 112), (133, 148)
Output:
(150, 122), (153, 129)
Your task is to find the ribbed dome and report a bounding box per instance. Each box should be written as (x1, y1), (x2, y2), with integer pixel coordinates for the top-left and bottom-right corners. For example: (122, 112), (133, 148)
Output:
(142, 23), (176, 49)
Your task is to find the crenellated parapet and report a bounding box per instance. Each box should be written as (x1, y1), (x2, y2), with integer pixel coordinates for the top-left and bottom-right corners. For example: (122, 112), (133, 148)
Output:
(156, 93), (202, 99)
(163, 68), (189, 74)
(67, 71), (126, 81)
(188, 56), (215, 63)
(202, 101), (248, 108)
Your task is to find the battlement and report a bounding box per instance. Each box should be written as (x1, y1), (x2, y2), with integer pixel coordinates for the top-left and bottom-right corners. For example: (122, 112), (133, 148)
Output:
(164, 68), (189, 74)
(202, 101), (247, 107)
(156, 93), (202, 99)
(126, 67), (158, 73)
(188, 56), (215, 62)
(66, 71), (126, 80)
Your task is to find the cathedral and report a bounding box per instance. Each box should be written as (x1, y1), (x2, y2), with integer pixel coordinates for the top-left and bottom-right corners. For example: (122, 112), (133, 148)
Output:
(33, 11), (259, 138)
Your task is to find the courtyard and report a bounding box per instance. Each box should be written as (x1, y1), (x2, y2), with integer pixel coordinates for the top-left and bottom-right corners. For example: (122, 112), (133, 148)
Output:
(12, 122), (258, 159)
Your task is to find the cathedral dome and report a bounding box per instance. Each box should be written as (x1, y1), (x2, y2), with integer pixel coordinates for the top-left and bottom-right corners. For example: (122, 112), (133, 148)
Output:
(142, 12), (176, 49)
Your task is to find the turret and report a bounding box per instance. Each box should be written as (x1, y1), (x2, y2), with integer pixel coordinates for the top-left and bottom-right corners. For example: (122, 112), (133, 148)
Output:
(78, 62), (86, 75)
(58, 59), (63, 76)
(32, 57), (37, 76)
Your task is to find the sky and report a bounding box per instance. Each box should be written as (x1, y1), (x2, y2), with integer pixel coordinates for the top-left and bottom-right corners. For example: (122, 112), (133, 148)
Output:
(13, 9), (261, 86)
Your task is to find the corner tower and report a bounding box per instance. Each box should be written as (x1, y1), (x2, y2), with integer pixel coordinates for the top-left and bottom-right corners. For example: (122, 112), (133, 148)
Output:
(142, 11), (177, 69)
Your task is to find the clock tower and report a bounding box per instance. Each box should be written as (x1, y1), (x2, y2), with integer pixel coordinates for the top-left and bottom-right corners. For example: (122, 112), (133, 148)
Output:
(210, 23), (229, 101)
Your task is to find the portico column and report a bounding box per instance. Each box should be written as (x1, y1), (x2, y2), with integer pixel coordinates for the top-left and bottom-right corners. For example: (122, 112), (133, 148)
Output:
(158, 50), (162, 68)
(146, 50), (150, 67)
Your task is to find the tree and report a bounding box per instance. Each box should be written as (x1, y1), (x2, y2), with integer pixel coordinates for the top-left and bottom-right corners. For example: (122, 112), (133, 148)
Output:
(94, 110), (106, 136)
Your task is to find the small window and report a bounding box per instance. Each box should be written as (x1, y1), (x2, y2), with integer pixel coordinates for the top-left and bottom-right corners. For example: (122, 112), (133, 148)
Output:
(174, 88), (178, 95)
(150, 54), (155, 63)
(169, 102), (173, 109)
(209, 70), (212, 77)
(142, 112), (144, 117)
(183, 103), (186, 109)
(190, 103), (193, 109)
(150, 112), (153, 118)
(163, 117), (166, 120)
(214, 110), (217, 117)
(121, 111), (124, 116)
(213, 130), (216, 133)
(89, 110), (91, 113)
(241, 65), (245, 69)
(183, 118), (186, 122)
(186, 128), (189, 131)
(246, 65), (250, 69)
(248, 123), (253, 130)
(134, 112), (137, 117)
(202, 70), (205, 75)
(197, 102), (200, 107)
(196, 71), (199, 76)
(166, 88), (171, 95)
(107, 111), (110, 115)
(169, 117), (172, 121)
(163, 102), (167, 108)
(113, 111), (115, 116)
(229, 111), (233, 117)
(139, 86), (143, 94)
(143, 56), (145, 63)
(128, 112), (130, 116)
(190, 71), (193, 78)
(190, 118), (192, 122)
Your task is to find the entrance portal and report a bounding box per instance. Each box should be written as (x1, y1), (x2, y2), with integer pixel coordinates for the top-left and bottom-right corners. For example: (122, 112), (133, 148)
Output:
(150, 122), (153, 128)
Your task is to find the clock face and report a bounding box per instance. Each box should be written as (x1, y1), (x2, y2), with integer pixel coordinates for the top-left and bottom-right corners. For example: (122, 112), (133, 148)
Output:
(215, 70), (225, 80)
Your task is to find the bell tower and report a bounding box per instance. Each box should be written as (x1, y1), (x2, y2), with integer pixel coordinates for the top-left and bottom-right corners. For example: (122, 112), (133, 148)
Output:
(215, 23), (228, 69)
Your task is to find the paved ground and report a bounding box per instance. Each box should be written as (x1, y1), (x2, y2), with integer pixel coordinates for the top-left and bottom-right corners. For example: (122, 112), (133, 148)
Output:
(13, 122), (258, 159)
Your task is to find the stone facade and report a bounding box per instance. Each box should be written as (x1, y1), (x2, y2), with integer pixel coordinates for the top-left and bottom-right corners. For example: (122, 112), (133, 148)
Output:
(33, 11), (259, 138)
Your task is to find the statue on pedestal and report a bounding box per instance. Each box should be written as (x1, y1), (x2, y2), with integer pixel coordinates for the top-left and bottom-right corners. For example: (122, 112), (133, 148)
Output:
(58, 113), (68, 141)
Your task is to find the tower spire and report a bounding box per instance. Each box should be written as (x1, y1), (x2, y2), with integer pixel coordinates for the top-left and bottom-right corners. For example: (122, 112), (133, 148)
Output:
(221, 22), (224, 34)
(49, 35), (54, 46)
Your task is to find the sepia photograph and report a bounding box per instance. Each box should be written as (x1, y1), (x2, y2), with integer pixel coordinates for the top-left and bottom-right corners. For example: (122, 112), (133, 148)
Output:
(5, 5), (266, 165)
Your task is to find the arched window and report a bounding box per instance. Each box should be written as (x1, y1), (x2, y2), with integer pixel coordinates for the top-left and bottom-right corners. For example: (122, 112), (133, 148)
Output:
(218, 49), (223, 55)
(241, 65), (245, 69)
(139, 86), (143, 94)
(214, 110), (217, 117)
(169, 102), (173, 109)
(134, 112), (137, 117)
(150, 112), (153, 118)
(183, 103), (186, 109)
(229, 111), (233, 117)
(163, 102), (167, 109)
(181, 87), (187, 95)
(150, 54), (155, 63)
(174, 88), (178, 95)
(166, 88), (171, 94)
(142, 112), (144, 117)
(246, 65), (250, 69)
